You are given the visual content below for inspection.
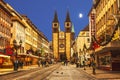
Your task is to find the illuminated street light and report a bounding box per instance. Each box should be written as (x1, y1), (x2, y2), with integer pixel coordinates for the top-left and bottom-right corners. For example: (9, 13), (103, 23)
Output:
(13, 39), (22, 71)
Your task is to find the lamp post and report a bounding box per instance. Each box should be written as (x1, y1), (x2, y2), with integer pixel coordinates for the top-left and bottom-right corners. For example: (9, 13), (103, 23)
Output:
(13, 39), (22, 71)
(83, 44), (86, 70)
(13, 39), (22, 58)
(90, 36), (96, 75)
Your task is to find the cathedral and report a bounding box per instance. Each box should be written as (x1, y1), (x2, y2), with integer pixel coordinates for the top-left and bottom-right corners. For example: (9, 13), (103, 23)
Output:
(52, 11), (75, 61)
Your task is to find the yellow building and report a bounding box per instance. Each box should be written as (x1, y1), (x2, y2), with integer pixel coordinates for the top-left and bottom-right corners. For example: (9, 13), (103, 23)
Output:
(91, 0), (120, 71)
(0, 0), (12, 52)
(22, 15), (49, 65)
(76, 25), (90, 65)
(52, 11), (75, 61)
(0, 0), (12, 68)
(6, 4), (26, 55)
(0, 0), (50, 67)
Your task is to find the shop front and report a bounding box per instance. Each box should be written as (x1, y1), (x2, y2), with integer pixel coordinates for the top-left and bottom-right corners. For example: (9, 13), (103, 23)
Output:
(29, 54), (39, 65)
(98, 51), (111, 70)
(97, 47), (120, 71)
(111, 50), (120, 71)
(0, 53), (12, 68)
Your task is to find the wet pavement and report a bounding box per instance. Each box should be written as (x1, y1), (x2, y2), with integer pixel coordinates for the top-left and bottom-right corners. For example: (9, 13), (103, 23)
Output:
(45, 64), (96, 80)
(0, 64), (120, 80)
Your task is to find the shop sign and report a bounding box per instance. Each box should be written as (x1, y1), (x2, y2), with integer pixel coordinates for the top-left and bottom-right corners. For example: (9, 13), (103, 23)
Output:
(5, 46), (13, 56)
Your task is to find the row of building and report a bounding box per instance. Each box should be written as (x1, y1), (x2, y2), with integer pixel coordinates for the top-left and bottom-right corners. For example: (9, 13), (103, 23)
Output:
(74, 0), (120, 71)
(0, 0), (49, 68)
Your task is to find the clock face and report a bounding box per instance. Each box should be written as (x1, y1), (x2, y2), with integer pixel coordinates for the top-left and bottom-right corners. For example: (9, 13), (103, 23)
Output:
(65, 22), (71, 28)
(60, 44), (64, 48)
(53, 23), (58, 27)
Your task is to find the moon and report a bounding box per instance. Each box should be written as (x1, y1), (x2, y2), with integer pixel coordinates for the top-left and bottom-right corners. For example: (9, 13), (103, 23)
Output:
(79, 13), (83, 18)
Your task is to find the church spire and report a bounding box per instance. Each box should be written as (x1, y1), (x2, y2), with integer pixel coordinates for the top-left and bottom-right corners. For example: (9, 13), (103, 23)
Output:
(53, 11), (59, 22)
(72, 24), (75, 33)
(59, 25), (61, 31)
(65, 11), (71, 22)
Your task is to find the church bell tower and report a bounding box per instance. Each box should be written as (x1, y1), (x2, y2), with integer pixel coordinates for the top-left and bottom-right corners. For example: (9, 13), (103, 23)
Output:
(65, 11), (72, 61)
(52, 11), (59, 60)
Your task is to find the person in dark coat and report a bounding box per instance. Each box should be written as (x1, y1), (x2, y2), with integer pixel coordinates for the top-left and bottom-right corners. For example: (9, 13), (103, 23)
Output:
(13, 59), (19, 71)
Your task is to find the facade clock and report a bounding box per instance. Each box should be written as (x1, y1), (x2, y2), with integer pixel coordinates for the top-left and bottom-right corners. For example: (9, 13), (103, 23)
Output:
(60, 44), (64, 48)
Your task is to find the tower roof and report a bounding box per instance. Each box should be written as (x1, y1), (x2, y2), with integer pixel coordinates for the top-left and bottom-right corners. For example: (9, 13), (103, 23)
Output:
(65, 11), (71, 22)
(59, 25), (61, 31)
(52, 11), (59, 22)
(72, 24), (75, 33)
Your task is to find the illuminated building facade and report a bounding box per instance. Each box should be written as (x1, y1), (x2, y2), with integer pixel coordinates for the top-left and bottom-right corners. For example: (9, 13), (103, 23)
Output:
(52, 11), (75, 61)
(91, 0), (120, 71)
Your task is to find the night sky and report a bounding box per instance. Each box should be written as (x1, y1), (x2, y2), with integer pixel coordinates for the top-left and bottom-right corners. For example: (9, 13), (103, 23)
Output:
(4, 0), (93, 41)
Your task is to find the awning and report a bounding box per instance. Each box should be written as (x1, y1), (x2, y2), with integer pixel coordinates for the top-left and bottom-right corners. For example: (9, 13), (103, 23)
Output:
(27, 54), (39, 58)
(95, 47), (120, 54)
(0, 54), (10, 58)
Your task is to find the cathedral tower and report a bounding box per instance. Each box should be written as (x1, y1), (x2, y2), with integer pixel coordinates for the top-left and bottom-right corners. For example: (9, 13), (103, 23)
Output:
(65, 11), (72, 61)
(52, 11), (74, 61)
(52, 11), (59, 60)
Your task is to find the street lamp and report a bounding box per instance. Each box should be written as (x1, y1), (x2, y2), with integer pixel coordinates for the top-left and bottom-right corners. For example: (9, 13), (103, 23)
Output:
(83, 44), (87, 70)
(13, 39), (22, 58)
(90, 36), (96, 75)
(13, 39), (22, 71)
(19, 40), (22, 53)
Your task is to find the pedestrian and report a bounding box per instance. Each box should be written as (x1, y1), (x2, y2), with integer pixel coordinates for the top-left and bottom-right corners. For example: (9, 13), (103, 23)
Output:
(19, 60), (23, 69)
(37, 60), (41, 67)
(13, 59), (19, 71)
(91, 61), (96, 75)
(41, 59), (44, 67)
(87, 60), (91, 67)
(83, 61), (85, 66)
(76, 61), (79, 68)
(64, 59), (68, 66)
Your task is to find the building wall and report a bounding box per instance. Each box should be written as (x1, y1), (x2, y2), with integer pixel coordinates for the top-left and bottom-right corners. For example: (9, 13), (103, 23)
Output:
(53, 33), (59, 59)
(11, 20), (26, 53)
(21, 17), (32, 53)
(0, 0), (50, 66)
(65, 33), (71, 61)
(41, 38), (49, 54)
(93, 0), (120, 71)
(76, 31), (90, 55)
(0, 1), (12, 50)
(76, 30), (90, 65)
(59, 31), (65, 53)
(37, 33), (42, 50)
(95, 0), (117, 39)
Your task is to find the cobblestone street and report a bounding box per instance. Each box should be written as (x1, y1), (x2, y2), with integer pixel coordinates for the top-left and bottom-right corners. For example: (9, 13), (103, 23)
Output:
(45, 64), (96, 80)
(0, 63), (120, 80)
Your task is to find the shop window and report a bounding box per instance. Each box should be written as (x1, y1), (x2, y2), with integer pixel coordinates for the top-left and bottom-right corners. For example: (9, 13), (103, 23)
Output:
(99, 56), (111, 66)
(87, 38), (90, 43)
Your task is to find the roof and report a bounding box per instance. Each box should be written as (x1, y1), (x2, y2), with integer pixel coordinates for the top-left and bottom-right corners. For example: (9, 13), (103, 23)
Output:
(65, 11), (71, 22)
(82, 24), (89, 31)
(52, 11), (59, 22)
(72, 24), (75, 33)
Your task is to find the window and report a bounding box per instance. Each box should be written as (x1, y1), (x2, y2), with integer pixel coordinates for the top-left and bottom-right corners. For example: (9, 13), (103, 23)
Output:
(67, 23), (69, 26)
(54, 23), (57, 26)
(53, 23), (58, 27)
(87, 38), (90, 43)
(11, 33), (13, 38)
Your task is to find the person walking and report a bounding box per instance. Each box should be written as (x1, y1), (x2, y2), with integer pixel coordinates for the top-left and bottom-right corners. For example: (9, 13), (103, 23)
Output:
(13, 59), (19, 71)
(37, 60), (41, 67)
